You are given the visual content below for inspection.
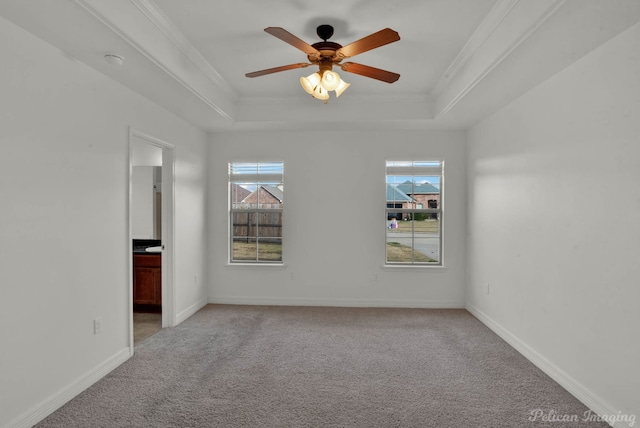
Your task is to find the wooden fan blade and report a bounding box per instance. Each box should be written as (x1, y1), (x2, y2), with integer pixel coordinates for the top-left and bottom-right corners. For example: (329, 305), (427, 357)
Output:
(264, 27), (319, 56)
(245, 63), (312, 78)
(337, 28), (400, 58)
(340, 62), (400, 83)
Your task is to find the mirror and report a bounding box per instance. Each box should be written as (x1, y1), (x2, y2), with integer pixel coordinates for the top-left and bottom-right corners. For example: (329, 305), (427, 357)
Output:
(131, 139), (162, 240)
(132, 166), (162, 239)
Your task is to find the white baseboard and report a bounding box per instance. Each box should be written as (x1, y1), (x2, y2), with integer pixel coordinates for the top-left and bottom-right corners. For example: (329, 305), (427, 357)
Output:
(466, 304), (630, 428)
(176, 296), (208, 325)
(6, 347), (130, 428)
(210, 295), (465, 309)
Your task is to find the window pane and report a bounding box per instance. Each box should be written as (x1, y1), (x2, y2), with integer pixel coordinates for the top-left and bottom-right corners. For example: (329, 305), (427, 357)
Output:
(413, 235), (439, 263)
(231, 183), (254, 207)
(385, 213), (440, 264)
(413, 175), (440, 190)
(232, 212), (257, 238)
(234, 183), (283, 207)
(232, 238), (257, 261)
(386, 231), (412, 263)
(257, 212), (282, 238)
(257, 238), (282, 262)
(413, 161), (441, 168)
(230, 162), (259, 175)
(229, 162), (284, 176)
(257, 162), (284, 175)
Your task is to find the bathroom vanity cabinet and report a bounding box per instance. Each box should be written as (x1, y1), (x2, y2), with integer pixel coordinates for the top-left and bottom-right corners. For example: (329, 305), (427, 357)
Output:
(133, 254), (161, 308)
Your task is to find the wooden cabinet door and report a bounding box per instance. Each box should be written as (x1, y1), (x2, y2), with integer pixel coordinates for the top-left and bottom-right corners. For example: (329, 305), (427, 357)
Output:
(153, 267), (162, 305)
(133, 267), (161, 305)
(133, 254), (162, 306)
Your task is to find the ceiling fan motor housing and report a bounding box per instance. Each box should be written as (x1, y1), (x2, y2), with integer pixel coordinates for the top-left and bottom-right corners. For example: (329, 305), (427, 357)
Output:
(309, 41), (343, 64)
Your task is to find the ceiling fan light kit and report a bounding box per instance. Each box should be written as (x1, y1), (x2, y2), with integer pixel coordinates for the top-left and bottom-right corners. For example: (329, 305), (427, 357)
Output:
(334, 79), (351, 97)
(321, 70), (340, 91)
(312, 84), (329, 101)
(300, 69), (348, 103)
(300, 72), (321, 94)
(246, 24), (400, 104)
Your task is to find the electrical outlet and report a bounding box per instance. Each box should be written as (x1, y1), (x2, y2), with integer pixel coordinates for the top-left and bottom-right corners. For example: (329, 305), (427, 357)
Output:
(290, 272), (294, 280)
(94, 317), (102, 334)
(372, 273), (379, 281)
(486, 283), (490, 295)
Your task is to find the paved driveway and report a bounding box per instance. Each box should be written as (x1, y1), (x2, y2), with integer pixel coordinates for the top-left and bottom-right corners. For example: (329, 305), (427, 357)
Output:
(386, 229), (440, 261)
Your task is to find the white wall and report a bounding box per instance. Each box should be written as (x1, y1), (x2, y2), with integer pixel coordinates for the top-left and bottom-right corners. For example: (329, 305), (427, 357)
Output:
(208, 130), (467, 307)
(467, 21), (640, 420)
(0, 16), (208, 427)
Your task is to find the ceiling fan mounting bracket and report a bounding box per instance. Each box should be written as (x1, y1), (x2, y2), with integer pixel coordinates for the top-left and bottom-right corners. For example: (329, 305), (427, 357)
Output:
(316, 24), (334, 41)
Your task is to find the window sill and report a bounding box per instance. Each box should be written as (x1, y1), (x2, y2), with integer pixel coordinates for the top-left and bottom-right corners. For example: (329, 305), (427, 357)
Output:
(225, 263), (287, 270)
(382, 264), (447, 271)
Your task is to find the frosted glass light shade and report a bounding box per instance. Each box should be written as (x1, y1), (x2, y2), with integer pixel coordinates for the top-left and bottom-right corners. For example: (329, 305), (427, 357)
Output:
(321, 71), (340, 91)
(300, 72), (321, 95)
(334, 79), (350, 97)
(312, 85), (329, 100)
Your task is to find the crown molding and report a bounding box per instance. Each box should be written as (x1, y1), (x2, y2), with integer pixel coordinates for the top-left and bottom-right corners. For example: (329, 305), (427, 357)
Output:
(433, 0), (566, 119)
(130, 0), (236, 100)
(431, 0), (521, 98)
(73, 0), (236, 122)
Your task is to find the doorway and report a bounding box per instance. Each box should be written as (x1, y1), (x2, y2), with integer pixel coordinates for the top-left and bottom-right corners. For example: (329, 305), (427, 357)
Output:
(129, 128), (175, 352)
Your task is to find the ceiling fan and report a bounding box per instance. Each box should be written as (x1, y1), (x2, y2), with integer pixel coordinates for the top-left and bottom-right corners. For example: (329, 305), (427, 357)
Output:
(245, 25), (400, 102)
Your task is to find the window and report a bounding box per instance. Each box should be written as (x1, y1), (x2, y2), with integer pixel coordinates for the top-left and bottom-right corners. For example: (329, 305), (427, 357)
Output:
(385, 160), (443, 265)
(229, 162), (283, 263)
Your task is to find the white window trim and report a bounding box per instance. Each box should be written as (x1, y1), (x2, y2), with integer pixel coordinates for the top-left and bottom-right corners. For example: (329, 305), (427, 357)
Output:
(228, 161), (284, 264)
(385, 160), (444, 267)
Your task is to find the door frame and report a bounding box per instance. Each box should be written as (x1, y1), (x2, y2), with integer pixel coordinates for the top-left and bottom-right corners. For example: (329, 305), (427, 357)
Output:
(128, 128), (176, 353)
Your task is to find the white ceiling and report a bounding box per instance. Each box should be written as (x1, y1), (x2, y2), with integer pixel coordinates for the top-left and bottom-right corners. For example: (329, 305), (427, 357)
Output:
(153, 0), (496, 99)
(2, 0), (640, 133)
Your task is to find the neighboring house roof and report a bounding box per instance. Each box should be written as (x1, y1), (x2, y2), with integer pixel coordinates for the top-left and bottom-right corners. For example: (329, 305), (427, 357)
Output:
(242, 185), (284, 203)
(386, 184), (413, 202)
(262, 185), (284, 203)
(396, 181), (439, 195)
(231, 183), (251, 201)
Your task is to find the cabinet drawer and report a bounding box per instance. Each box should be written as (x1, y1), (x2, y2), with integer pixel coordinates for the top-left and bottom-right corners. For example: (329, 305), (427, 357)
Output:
(133, 254), (161, 267)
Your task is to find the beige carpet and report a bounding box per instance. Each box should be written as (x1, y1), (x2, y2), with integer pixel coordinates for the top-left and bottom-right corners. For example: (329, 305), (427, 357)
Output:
(37, 305), (609, 427)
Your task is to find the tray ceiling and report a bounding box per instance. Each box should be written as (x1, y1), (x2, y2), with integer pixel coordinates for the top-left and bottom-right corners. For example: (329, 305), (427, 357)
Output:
(1, 0), (639, 132)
